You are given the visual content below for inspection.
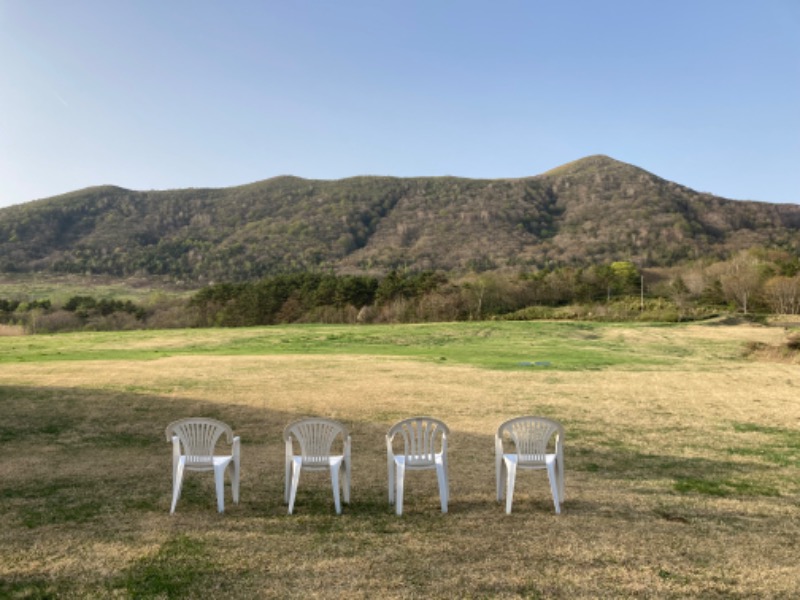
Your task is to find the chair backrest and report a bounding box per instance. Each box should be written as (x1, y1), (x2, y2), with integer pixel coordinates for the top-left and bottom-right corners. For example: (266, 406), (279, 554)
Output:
(284, 418), (348, 466)
(497, 416), (563, 466)
(166, 418), (233, 468)
(387, 417), (449, 467)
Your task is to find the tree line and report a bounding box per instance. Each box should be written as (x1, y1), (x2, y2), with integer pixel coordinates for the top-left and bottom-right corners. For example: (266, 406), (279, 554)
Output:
(2, 248), (799, 334)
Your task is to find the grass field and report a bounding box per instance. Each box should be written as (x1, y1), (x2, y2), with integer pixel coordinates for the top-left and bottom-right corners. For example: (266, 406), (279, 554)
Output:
(0, 273), (193, 304)
(1, 320), (798, 598)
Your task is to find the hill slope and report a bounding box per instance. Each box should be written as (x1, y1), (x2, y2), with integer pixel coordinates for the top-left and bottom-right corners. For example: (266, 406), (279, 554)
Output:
(1, 156), (798, 281)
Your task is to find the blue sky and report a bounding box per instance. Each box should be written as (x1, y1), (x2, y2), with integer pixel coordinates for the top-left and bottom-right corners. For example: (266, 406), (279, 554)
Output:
(1, 0), (798, 208)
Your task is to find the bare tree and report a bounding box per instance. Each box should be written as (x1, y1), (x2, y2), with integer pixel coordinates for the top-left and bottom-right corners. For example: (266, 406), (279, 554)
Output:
(720, 252), (764, 314)
(763, 276), (800, 315)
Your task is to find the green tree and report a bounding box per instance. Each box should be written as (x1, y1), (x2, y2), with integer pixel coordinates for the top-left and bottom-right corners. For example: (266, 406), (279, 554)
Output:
(609, 261), (640, 295)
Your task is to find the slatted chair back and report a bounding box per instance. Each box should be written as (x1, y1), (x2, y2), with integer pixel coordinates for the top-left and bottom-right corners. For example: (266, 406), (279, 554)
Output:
(387, 417), (449, 468)
(284, 418), (349, 470)
(166, 418), (233, 470)
(498, 416), (563, 467)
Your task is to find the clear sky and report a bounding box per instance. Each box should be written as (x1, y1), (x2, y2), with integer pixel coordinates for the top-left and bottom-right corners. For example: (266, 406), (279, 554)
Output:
(1, 0), (798, 208)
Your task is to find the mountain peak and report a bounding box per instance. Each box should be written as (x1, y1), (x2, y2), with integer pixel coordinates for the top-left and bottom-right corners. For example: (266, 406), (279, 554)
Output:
(539, 155), (644, 178)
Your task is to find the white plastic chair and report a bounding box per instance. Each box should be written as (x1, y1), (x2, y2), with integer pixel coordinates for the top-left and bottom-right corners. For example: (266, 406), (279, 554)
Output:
(386, 417), (450, 515)
(496, 416), (564, 514)
(284, 418), (351, 515)
(165, 417), (240, 514)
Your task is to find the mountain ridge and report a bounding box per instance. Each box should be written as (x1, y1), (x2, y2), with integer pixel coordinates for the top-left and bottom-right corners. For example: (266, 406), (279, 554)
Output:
(0, 156), (798, 282)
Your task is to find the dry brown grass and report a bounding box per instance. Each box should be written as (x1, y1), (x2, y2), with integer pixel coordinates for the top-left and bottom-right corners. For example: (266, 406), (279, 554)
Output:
(0, 324), (24, 336)
(1, 323), (799, 598)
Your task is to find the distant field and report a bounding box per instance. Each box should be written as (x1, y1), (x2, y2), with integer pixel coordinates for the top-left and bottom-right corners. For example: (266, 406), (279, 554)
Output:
(0, 320), (766, 368)
(0, 273), (193, 303)
(1, 321), (798, 598)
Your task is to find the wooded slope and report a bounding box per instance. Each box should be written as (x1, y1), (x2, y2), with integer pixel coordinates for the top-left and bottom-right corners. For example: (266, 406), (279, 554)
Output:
(1, 155), (798, 281)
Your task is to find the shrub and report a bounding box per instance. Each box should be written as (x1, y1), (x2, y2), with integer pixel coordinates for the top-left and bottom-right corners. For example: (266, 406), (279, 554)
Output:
(29, 310), (84, 334)
(84, 312), (141, 331)
(301, 304), (360, 324)
(145, 304), (200, 330)
(416, 289), (468, 322)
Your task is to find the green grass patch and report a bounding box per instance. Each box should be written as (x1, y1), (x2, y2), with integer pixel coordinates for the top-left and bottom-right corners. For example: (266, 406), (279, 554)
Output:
(120, 535), (214, 599)
(0, 577), (61, 599)
(728, 422), (800, 467)
(673, 477), (780, 497)
(0, 321), (709, 370)
(0, 418), (79, 443)
(2, 479), (106, 528)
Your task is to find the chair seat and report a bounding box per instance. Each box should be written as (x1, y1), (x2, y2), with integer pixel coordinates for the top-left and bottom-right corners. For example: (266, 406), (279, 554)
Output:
(294, 455), (344, 471)
(393, 454), (444, 469)
(502, 453), (556, 469)
(184, 455), (234, 471)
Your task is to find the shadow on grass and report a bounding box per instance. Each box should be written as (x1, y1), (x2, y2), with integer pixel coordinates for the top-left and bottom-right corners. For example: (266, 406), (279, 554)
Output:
(1, 383), (793, 598)
(1, 383), (785, 520)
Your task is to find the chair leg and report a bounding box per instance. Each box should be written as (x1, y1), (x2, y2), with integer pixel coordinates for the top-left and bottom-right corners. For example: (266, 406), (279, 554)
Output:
(504, 459), (517, 515)
(343, 458), (351, 505)
(547, 462), (561, 514)
(284, 456), (291, 504)
(443, 456), (449, 508)
(214, 464), (226, 513)
(436, 463), (448, 514)
(331, 464), (342, 515)
(231, 459), (240, 505)
(395, 463), (405, 516)
(497, 459), (506, 502)
(170, 459), (185, 514)
(288, 462), (302, 515)
(387, 456), (395, 505)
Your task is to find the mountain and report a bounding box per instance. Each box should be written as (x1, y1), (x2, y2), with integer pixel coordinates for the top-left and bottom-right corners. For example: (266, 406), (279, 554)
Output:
(0, 155), (798, 282)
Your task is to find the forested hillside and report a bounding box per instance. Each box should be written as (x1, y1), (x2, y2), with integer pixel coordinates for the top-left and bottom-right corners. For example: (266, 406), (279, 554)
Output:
(1, 155), (798, 282)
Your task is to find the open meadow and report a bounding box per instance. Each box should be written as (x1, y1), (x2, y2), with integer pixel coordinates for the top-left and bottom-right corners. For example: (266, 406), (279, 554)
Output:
(1, 320), (798, 598)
